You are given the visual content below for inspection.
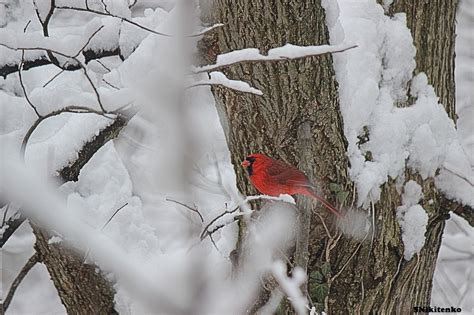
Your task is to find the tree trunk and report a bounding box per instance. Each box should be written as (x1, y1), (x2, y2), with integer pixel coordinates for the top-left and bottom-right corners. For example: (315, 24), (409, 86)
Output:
(31, 114), (130, 314)
(205, 0), (456, 313)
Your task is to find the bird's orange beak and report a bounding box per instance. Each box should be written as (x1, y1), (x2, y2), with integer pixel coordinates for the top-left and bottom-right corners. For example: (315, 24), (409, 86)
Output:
(241, 160), (250, 167)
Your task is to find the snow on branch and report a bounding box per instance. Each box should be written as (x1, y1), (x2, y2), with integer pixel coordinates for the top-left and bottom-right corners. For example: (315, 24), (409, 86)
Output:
(55, 5), (222, 38)
(20, 106), (116, 158)
(200, 194), (294, 242)
(0, 160), (187, 315)
(189, 72), (263, 95)
(193, 43), (357, 73)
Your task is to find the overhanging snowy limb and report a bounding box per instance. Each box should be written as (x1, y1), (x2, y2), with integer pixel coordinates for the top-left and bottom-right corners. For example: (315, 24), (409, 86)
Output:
(193, 42), (357, 73)
(0, 108), (133, 247)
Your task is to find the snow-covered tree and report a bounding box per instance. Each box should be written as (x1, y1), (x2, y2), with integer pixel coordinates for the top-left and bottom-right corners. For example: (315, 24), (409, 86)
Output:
(1, 0), (472, 314)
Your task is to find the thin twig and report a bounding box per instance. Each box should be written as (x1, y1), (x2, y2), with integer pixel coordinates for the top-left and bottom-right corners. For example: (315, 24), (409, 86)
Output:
(442, 165), (474, 187)
(82, 203), (128, 264)
(101, 203), (128, 230)
(55, 6), (222, 38)
(0, 37), (107, 112)
(21, 106), (116, 158)
(2, 252), (40, 311)
(200, 205), (240, 240)
(19, 53), (41, 118)
(100, 0), (111, 14)
(43, 69), (65, 87)
(18, 22), (41, 118)
(102, 78), (120, 90)
(95, 59), (111, 72)
(166, 198), (204, 223)
(81, 65), (106, 112)
(23, 20), (32, 33)
(73, 26), (105, 58)
(56, 6), (172, 37)
(315, 211), (332, 239)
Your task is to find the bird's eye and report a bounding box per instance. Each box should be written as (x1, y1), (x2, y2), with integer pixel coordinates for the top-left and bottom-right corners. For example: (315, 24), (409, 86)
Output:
(246, 157), (256, 163)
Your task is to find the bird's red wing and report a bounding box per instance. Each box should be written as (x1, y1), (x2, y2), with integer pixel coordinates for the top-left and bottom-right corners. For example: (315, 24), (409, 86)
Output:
(271, 168), (310, 186)
(264, 159), (294, 176)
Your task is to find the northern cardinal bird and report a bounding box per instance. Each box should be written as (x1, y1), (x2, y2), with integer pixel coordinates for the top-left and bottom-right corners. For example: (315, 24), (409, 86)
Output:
(241, 153), (342, 218)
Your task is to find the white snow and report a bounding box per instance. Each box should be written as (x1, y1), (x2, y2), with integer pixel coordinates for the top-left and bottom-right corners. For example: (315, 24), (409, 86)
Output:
(1, 0), (472, 313)
(323, 0), (473, 210)
(396, 180), (428, 260)
(194, 42), (356, 73)
(191, 71), (263, 95)
(272, 260), (308, 315)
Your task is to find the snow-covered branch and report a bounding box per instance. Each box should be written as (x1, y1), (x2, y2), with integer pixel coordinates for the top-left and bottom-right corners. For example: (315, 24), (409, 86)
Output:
(189, 72), (263, 95)
(193, 43), (357, 74)
(200, 194), (294, 242)
(21, 106), (115, 158)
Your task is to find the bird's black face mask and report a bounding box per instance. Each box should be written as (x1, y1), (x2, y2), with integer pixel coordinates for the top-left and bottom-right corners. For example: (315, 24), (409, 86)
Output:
(243, 156), (256, 176)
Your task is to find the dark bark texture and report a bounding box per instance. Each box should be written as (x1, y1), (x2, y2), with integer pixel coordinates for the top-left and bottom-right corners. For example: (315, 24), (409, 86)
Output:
(28, 113), (131, 314)
(29, 114), (130, 314)
(206, 0), (457, 314)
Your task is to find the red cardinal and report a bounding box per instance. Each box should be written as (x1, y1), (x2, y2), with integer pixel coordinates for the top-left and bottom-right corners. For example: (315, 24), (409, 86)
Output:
(241, 153), (342, 218)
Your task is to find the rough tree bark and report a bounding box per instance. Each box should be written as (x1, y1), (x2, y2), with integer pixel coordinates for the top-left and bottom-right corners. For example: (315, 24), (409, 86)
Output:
(30, 114), (129, 315)
(205, 0), (458, 313)
(8, 113), (131, 314)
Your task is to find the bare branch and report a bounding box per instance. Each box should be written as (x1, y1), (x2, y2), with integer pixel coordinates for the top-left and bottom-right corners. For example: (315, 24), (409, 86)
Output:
(43, 69), (65, 87)
(82, 203), (129, 264)
(442, 165), (474, 187)
(19, 51), (41, 118)
(73, 26), (105, 58)
(21, 106), (116, 159)
(0, 43), (107, 111)
(166, 198), (204, 223)
(2, 252), (40, 312)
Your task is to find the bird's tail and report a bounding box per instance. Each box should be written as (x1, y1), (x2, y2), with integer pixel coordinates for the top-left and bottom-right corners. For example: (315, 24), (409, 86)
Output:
(305, 188), (343, 218)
